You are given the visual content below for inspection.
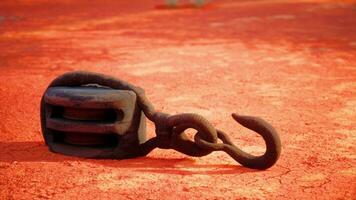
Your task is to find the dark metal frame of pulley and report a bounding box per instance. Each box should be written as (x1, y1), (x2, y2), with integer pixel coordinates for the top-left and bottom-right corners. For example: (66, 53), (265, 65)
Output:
(41, 86), (147, 158)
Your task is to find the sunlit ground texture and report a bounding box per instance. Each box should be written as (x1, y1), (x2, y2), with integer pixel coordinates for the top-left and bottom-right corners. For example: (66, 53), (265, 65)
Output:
(0, 0), (355, 199)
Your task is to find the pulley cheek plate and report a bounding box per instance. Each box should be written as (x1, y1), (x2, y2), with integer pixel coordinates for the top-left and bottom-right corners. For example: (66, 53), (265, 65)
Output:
(41, 86), (146, 158)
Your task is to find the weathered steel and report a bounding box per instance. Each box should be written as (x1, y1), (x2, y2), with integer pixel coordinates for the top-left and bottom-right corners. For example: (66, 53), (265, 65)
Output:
(42, 85), (146, 158)
(41, 71), (281, 169)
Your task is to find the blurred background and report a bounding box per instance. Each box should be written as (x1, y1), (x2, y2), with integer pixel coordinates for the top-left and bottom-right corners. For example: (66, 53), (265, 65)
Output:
(0, 0), (355, 199)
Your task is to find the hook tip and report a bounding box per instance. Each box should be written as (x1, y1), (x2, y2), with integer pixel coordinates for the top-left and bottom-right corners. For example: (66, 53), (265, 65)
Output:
(231, 113), (244, 121)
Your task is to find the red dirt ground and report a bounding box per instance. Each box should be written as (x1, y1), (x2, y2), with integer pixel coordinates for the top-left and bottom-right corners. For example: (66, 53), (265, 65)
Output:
(0, 0), (355, 199)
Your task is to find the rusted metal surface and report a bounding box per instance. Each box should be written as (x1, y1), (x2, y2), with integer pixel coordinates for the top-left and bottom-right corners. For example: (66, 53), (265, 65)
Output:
(41, 71), (281, 169)
(42, 85), (146, 158)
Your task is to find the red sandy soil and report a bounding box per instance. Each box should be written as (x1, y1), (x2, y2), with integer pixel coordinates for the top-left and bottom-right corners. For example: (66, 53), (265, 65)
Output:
(0, 0), (355, 199)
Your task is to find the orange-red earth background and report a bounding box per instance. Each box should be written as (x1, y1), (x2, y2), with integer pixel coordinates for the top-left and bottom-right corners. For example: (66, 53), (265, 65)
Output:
(0, 0), (355, 199)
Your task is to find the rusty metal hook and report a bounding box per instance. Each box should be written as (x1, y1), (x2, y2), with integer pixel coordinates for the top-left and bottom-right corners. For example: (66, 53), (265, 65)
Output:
(193, 113), (281, 169)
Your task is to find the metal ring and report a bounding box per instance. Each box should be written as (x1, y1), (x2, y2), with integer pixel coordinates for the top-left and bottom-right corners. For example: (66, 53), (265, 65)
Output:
(194, 131), (227, 151)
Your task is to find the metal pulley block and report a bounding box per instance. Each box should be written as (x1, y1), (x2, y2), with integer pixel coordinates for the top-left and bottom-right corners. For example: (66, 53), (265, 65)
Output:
(41, 71), (281, 170)
(42, 86), (146, 158)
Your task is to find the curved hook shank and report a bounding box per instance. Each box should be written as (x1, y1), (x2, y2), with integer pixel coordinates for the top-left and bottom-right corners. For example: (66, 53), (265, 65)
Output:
(224, 113), (281, 170)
